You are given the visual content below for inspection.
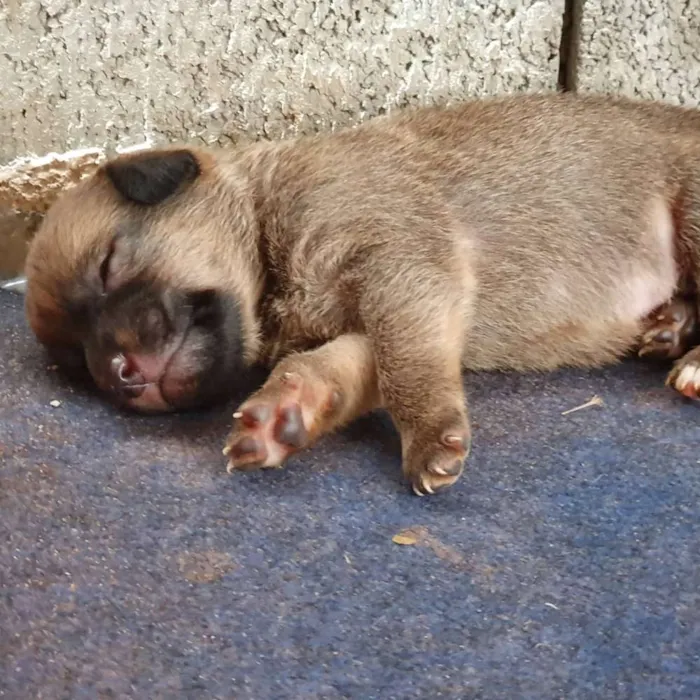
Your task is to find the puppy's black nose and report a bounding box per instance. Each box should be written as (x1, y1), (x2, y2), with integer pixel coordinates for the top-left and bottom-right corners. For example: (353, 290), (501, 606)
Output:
(110, 353), (146, 398)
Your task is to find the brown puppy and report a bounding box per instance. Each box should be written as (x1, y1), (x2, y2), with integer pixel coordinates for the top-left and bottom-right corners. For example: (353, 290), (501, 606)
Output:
(24, 93), (700, 495)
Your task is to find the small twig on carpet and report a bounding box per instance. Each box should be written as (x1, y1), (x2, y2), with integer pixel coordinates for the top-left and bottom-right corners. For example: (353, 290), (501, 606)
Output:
(561, 395), (604, 415)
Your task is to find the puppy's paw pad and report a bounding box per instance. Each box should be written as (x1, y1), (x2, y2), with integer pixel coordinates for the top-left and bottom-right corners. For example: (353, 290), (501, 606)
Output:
(224, 367), (342, 474)
(224, 392), (308, 473)
(273, 404), (307, 447)
(224, 435), (268, 472)
(235, 405), (271, 428)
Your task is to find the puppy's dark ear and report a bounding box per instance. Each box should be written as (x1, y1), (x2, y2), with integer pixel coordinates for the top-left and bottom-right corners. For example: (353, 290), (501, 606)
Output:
(104, 149), (201, 206)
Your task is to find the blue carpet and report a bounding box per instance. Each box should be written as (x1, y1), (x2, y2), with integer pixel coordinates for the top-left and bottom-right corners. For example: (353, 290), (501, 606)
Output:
(1, 290), (699, 699)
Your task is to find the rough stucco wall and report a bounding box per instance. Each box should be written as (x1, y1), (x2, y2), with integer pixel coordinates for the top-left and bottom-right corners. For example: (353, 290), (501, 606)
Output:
(0, 0), (565, 163)
(575, 0), (700, 105)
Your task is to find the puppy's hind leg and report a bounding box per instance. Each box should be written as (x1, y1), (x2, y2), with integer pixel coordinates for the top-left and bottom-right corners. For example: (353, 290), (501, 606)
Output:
(664, 155), (700, 399)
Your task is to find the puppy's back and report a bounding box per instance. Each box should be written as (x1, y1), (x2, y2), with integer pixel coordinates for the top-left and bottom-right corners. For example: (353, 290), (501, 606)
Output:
(257, 94), (700, 371)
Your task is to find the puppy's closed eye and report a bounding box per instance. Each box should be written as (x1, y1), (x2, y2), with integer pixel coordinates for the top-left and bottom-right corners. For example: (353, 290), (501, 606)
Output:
(98, 236), (133, 294)
(99, 241), (116, 293)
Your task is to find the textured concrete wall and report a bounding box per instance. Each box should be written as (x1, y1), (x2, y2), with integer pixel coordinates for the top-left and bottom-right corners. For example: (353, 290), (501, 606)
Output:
(0, 0), (565, 163)
(4, 0), (700, 283)
(575, 0), (700, 105)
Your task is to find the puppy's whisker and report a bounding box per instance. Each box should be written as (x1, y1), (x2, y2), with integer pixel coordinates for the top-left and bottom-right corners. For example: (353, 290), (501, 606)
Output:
(126, 382), (156, 390)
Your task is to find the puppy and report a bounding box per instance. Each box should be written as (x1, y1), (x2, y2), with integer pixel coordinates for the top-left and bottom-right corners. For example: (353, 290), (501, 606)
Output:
(24, 92), (700, 495)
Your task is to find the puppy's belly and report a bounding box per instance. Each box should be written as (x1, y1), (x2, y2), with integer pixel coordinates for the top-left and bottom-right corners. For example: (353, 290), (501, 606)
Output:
(464, 276), (678, 371)
(461, 198), (680, 371)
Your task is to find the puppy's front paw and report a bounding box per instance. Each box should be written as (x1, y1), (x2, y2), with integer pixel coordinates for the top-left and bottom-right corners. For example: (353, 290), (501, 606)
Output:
(404, 420), (471, 496)
(223, 370), (339, 473)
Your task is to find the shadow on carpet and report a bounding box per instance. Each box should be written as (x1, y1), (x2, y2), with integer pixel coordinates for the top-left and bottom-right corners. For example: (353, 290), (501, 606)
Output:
(1, 291), (699, 699)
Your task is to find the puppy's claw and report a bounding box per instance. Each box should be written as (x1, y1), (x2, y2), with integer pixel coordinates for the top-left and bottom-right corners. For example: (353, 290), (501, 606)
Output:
(410, 470), (459, 496)
(420, 478), (434, 495)
(441, 433), (468, 452)
(281, 371), (302, 388)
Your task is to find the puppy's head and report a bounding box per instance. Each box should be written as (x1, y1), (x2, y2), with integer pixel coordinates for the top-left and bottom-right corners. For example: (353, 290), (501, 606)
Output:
(25, 147), (263, 413)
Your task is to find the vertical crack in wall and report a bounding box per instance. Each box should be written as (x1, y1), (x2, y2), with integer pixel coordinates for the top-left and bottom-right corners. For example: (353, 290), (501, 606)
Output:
(557, 0), (582, 92)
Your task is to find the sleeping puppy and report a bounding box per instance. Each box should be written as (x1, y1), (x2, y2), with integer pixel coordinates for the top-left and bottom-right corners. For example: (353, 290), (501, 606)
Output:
(24, 92), (700, 495)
